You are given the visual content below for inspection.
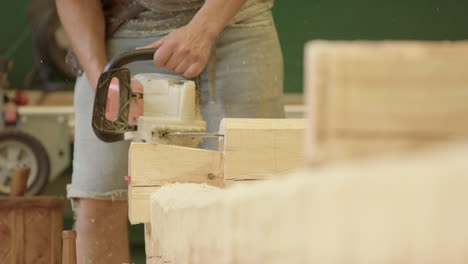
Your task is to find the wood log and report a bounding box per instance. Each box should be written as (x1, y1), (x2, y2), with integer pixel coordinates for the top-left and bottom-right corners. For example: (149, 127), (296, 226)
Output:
(149, 142), (468, 264)
(304, 41), (468, 164)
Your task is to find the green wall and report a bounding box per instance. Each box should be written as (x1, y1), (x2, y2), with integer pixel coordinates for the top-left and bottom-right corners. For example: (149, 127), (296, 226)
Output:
(273, 0), (468, 93)
(2, 0), (468, 92)
(0, 0), (34, 90)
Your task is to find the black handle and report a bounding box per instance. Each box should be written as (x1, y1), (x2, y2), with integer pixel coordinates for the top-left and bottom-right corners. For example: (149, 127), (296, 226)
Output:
(103, 48), (157, 72)
(92, 49), (156, 142)
(92, 48), (201, 142)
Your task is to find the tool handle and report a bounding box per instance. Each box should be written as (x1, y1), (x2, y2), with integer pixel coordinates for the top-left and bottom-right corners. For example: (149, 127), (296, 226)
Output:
(103, 48), (157, 72)
(92, 48), (201, 142)
(92, 49), (156, 142)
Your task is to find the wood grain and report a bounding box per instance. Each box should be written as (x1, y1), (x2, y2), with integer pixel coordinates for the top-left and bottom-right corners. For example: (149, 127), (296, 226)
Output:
(129, 143), (223, 187)
(149, 142), (468, 264)
(129, 186), (160, 224)
(129, 119), (306, 223)
(128, 143), (223, 224)
(220, 118), (305, 181)
(0, 197), (64, 209)
(0, 197), (63, 264)
(305, 41), (468, 164)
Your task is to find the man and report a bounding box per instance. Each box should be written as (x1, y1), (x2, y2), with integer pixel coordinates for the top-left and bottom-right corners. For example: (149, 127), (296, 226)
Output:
(56, 0), (284, 263)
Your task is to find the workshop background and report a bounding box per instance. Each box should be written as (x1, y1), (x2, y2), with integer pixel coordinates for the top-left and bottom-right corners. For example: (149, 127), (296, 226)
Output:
(2, 0), (468, 93)
(1, 0), (468, 263)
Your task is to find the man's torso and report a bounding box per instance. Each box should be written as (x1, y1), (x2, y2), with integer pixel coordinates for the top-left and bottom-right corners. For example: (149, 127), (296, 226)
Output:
(112, 0), (274, 37)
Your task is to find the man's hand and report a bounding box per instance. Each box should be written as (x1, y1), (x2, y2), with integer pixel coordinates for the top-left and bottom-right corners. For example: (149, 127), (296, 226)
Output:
(105, 77), (144, 125)
(138, 23), (217, 78)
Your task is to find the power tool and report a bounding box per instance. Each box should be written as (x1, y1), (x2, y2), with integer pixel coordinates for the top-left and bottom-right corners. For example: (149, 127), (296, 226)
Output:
(91, 48), (211, 147)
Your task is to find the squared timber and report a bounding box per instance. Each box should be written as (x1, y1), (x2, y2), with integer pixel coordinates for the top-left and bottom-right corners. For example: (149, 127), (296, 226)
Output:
(305, 41), (468, 164)
(220, 118), (305, 181)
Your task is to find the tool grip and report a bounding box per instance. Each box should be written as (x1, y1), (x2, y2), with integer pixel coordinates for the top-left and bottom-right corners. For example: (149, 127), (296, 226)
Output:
(92, 49), (156, 142)
(92, 48), (201, 142)
(103, 48), (157, 72)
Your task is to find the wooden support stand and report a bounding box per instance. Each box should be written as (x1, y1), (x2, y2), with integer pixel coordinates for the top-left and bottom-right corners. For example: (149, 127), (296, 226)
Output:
(61, 230), (77, 264)
(0, 167), (64, 264)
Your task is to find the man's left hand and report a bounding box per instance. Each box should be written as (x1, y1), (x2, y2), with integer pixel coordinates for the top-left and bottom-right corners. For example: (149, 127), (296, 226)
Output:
(138, 23), (217, 78)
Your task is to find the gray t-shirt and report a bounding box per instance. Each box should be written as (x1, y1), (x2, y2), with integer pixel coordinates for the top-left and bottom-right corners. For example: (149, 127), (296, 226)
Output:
(114, 0), (274, 37)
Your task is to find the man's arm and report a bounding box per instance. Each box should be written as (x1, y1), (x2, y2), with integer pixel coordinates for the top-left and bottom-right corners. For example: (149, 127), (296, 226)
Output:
(140, 0), (247, 78)
(56, 0), (107, 90)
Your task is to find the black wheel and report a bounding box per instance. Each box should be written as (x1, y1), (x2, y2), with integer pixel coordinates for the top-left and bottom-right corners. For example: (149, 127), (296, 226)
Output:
(0, 130), (50, 196)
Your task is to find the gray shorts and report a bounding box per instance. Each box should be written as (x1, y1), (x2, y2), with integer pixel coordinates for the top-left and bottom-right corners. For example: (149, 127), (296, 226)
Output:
(67, 10), (285, 200)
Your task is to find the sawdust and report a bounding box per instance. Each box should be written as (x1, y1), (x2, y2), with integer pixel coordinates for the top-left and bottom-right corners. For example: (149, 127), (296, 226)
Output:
(149, 142), (468, 264)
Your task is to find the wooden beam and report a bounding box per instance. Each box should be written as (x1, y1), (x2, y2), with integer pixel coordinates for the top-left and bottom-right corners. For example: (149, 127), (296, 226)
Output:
(128, 143), (223, 224)
(129, 119), (306, 223)
(304, 41), (468, 164)
(129, 143), (223, 187)
(128, 186), (160, 224)
(220, 118), (305, 181)
(149, 142), (468, 264)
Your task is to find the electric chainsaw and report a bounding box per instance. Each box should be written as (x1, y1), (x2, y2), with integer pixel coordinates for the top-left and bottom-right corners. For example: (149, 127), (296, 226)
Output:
(91, 48), (218, 147)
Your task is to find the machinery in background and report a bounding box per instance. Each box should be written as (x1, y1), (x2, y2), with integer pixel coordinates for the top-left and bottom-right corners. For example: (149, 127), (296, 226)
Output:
(0, 56), (71, 196)
(25, 0), (75, 92)
(0, 0), (76, 196)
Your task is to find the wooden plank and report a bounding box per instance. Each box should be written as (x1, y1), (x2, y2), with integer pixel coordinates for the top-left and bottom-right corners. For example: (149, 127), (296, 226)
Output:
(220, 118), (305, 181)
(128, 143), (223, 224)
(12, 209), (24, 264)
(129, 143), (223, 187)
(149, 183), (223, 264)
(50, 208), (63, 264)
(305, 41), (468, 164)
(149, 142), (468, 264)
(129, 186), (160, 224)
(223, 179), (264, 188)
(129, 119), (305, 222)
(0, 210), (13, 263)
(25, 208), (51, 264)
(144, 223), (156, 264)
(0, 197), (64, 209)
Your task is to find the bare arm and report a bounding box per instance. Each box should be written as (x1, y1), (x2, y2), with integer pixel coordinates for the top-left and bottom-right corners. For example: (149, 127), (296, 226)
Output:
(140, 0), (248, 78)
(190, 0), (248, 39)
(56, 0), (107, 90)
